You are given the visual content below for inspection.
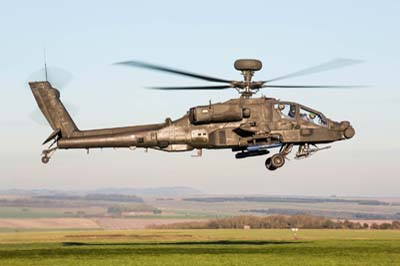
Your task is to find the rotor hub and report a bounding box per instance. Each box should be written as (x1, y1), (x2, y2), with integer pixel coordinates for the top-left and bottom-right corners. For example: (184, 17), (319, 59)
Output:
(232, 59), (264, 98)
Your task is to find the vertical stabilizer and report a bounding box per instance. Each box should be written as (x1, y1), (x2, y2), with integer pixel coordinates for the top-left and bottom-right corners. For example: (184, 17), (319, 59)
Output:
(29, 81), (78, 138)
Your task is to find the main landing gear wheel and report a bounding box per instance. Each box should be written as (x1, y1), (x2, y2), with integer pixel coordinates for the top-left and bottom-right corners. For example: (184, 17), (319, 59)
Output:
(265, 158), (276, 171)
(265, 153), (285, 171)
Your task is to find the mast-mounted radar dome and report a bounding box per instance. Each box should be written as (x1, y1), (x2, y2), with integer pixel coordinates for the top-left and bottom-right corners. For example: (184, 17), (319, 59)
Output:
(234, 59), (262, 71)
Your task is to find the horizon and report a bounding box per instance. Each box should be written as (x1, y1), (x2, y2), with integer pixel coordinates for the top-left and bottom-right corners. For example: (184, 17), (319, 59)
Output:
(1, 186), (400, 199)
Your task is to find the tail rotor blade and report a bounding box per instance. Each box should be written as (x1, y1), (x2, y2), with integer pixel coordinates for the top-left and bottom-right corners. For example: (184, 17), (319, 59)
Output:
(28, 67), (73, 90)
(28, 67), (77, 126)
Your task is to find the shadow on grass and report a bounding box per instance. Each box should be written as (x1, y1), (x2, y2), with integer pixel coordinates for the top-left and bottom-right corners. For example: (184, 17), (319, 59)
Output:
(63, 240), (304, 246)
(0, 240), (308, 259)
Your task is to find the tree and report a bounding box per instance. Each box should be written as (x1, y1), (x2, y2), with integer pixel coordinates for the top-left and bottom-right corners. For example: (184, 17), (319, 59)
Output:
(379, 223), (392, 230)
(392, 221), (400, 229)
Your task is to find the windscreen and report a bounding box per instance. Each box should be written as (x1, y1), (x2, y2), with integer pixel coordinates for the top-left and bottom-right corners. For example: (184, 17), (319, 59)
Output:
(299, 106), (327, 126)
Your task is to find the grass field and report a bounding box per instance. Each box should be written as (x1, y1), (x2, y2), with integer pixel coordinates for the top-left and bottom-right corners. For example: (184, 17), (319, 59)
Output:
(0, 229), (399, 266)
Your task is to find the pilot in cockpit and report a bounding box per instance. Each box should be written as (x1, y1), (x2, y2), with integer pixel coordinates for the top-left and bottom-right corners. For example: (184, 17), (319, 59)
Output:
(289, 105), (296, 118)
(277, 103), (297, 119)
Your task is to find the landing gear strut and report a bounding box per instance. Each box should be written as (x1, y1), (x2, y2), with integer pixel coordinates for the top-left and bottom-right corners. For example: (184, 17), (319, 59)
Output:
(41, 146), (57, 164)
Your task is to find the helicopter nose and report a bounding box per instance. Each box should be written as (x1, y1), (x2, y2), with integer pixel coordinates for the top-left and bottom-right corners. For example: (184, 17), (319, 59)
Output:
(340, 121), (355, 139)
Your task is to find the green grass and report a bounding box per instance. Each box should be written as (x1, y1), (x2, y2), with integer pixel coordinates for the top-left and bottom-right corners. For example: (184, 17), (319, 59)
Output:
(0, 229), (399, 265)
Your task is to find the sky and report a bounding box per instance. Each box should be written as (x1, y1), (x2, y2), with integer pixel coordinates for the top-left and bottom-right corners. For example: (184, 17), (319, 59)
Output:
(0, 0), (399, 196)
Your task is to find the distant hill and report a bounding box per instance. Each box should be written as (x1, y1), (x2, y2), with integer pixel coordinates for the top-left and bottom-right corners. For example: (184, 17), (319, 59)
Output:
(0, 187), (203, 197)
(94, 187), (203, 196)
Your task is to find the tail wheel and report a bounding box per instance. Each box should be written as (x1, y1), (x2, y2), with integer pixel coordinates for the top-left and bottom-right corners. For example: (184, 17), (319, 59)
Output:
(41, 156), (50, 164)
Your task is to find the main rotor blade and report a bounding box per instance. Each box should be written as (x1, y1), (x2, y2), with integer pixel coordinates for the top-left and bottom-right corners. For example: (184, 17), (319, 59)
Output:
(149, 85), (232, 90)
(115, 60), (232, 83)
(265, 58), (364, 83)
(263, 85), (366, 89)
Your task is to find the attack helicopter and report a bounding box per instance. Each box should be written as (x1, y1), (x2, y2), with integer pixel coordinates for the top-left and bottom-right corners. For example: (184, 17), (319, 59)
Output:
(29, 58), (359, 170)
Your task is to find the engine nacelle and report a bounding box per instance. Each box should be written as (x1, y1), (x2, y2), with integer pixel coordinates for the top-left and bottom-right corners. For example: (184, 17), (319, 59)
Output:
(189, 104), (245, 124)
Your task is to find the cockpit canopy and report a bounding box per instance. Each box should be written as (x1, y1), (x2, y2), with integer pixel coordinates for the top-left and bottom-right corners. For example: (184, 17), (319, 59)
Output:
(274, 102), (328, 127)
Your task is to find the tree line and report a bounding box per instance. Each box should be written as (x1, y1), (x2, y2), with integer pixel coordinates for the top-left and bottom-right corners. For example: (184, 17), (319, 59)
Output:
(240, 208), (400, 220)
(149, 215), (400, 230)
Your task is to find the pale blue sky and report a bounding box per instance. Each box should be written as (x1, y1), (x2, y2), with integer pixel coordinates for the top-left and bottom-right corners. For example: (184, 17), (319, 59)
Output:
(1, 0), (399, 196)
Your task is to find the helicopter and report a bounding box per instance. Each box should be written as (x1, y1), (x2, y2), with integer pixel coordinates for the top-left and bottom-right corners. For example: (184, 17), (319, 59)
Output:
(29, 58), (359, 170)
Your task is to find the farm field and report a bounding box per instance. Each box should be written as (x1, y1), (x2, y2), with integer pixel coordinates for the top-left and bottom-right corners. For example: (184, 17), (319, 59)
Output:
(0, 229), (399, 266)
(0, 218), (208, 231)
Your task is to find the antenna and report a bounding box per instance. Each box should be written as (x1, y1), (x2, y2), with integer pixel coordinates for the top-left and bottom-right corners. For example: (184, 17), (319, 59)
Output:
(43, 48), (48, 81)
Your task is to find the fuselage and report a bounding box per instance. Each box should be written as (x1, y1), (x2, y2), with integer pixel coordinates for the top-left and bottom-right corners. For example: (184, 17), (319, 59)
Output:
(30, 81), (355, 168)
(57, 97), (354, 152)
